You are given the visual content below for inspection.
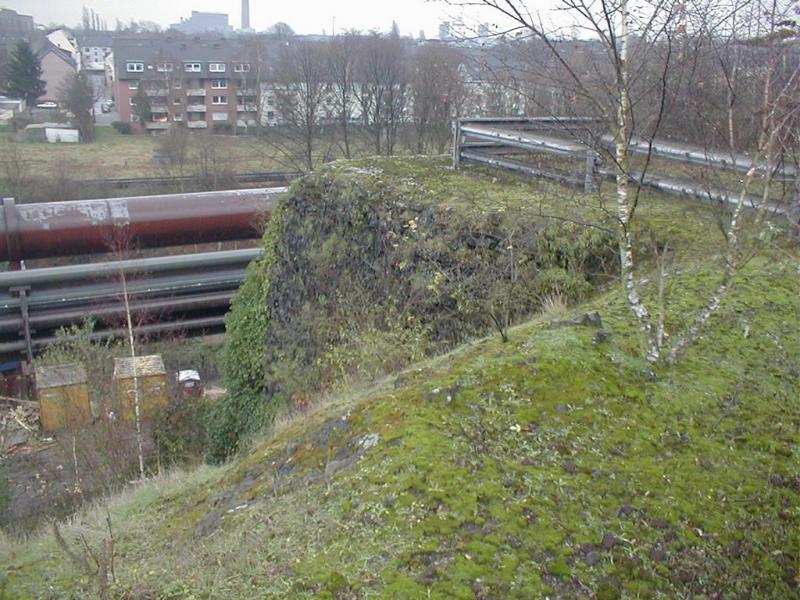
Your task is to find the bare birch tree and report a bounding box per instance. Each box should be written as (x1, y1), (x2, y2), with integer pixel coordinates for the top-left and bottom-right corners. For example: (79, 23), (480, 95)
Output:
(453, 0), (799, 362)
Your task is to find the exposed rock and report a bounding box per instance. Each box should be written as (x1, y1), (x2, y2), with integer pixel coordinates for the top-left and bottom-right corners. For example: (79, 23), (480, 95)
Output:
(548, 311), (604, 329)
(593, 329), (611, 345)
(601, 532), (621, 550)
(585, 551), (601, 566)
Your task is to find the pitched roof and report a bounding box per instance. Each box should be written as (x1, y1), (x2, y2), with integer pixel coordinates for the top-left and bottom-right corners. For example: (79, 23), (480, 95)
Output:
(76, 31), (116, 48)
(34, 39), (77, 67)
(113, 355), (166, 379)
(113, 34), (286, 80)
(35, 364), (88, 388)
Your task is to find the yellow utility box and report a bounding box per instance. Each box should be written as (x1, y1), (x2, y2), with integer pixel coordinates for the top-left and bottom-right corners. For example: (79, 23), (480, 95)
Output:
(112, 355), (168, 422)
(35, 364), (92, 432)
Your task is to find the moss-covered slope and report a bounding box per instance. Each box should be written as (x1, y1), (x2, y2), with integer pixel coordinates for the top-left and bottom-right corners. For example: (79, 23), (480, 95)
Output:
(3, 251), (797, 599)
(2, 161), (798, 599)
(210, 158), (618, 460)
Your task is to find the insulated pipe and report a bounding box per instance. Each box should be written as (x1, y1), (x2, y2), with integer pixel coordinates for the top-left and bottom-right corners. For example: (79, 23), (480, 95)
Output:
(0, 187), (286, 262)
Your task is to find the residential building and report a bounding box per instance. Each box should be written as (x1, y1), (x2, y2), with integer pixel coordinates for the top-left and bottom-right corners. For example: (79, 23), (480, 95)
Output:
(46, 29), (80, 65)
(37, 41), (78, 103)
(169, 12), (233, 35)
(0, 8), (34, 35)
(114, 36), (261, 132)
(104, 51), (115, 96)
(77, 31), (114, 70)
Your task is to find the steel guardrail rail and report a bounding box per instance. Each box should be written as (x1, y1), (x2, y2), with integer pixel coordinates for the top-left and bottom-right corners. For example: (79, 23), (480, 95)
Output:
(0, 248), (261, 288)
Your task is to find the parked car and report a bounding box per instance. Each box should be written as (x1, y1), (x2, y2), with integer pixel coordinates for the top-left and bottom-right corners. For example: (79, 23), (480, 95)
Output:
(36, 101), (58, 109)
(101, 100), (114, 113)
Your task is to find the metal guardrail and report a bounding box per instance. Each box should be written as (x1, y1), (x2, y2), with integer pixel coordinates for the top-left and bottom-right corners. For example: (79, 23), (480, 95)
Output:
(0, 249), (259, 362)
(453, 117), (793, 213)
(0, 248), (261, 288)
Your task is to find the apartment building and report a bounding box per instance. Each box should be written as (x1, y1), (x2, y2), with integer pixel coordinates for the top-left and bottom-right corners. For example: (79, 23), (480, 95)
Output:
(114, 36), (261, 132)
(0, 8), (34, 35)
(77, 32), (114, 70)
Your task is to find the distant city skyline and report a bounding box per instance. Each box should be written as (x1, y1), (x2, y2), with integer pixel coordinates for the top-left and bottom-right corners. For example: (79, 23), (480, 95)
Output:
(0, 0), (474, 37)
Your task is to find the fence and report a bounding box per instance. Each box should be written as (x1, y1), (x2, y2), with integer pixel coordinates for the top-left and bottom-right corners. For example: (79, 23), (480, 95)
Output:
(453, 117), (795, 215)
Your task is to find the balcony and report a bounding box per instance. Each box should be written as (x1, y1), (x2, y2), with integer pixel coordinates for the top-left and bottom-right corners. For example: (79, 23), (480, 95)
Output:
(186, 89), (206, 97)
(145, 89), (168, 97)
(236, 105), (258, 112)
(236, 89), (258, 96)
(187, 104), (207, 113)
(145, 121), (169, 130)
(187, 121), (208, 129)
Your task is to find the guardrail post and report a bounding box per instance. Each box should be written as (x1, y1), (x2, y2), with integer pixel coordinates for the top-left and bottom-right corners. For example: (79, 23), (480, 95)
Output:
(10, 286), (33, 362)
(452, 118), (462, 169)
(584, 148), (599, 193)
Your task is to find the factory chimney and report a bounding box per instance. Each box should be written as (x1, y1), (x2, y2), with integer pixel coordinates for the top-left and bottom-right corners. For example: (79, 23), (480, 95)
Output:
(241, 0), (250, 30)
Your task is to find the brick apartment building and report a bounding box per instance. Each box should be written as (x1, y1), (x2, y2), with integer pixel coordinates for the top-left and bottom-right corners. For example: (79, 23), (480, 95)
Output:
(114, 36), (262, 132)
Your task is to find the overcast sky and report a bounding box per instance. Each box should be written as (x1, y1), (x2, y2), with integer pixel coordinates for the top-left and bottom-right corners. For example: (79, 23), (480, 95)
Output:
(1, 0), (485, 37)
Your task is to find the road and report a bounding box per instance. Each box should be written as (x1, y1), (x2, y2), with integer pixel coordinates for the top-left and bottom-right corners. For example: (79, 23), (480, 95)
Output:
(93, 97), (118, 126)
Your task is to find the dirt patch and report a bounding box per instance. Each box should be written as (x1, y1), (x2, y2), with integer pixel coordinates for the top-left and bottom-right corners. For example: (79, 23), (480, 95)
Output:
(0, 421), (151, 533)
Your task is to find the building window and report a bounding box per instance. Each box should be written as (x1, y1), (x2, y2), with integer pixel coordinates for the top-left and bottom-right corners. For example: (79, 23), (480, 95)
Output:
(266, 110), (275, 120)
(211, 79), (227, 89)
(209, 62), (226, 72)
(212, 95), (227, 105)
(126, 62), (144, 72)
(212, 112), (228, 121)
(174, 80), (182, 89)
(234, 63), (250, 73)
(184, 62), (201, 72)
(157, 63), (173, 72)
(173, 98), (182, 105)
(128, 80), (139, 90)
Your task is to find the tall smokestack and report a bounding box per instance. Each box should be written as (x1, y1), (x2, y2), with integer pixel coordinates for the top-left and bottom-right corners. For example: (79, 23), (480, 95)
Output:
(241, 0), (250, 30)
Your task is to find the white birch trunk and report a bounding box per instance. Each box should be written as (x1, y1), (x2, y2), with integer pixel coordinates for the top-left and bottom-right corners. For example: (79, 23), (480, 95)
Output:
(120, 268), (145, 480)
(615, 0), (659, 362)
(668, 48), (782, 364)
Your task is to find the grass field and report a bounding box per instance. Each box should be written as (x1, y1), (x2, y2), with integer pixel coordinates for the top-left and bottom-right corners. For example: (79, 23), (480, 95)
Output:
(0, 125), (420, 183)
(0, 126), (276, 179)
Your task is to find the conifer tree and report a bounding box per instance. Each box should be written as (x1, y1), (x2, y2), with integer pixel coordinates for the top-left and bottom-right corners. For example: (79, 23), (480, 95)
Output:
(3, 41), (46, 104)
(131, 85), (151, 126)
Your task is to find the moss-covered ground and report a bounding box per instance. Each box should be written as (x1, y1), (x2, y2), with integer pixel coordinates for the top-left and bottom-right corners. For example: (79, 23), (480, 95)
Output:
(1, 159), (797, 598)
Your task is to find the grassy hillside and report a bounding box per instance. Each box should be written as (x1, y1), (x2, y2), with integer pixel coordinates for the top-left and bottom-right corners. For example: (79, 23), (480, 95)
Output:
(210, 158), (619, 460)
(1, 161), (798, 599)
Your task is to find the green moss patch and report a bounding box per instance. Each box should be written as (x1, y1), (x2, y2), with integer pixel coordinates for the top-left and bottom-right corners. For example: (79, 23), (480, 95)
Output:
(2, 160), (797, 599)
